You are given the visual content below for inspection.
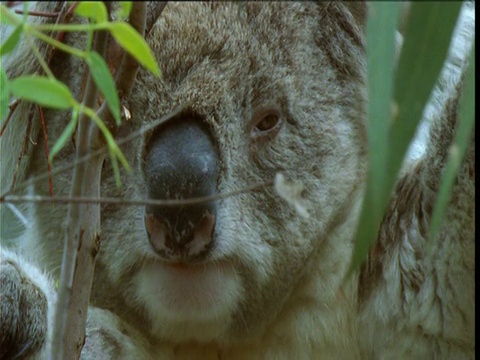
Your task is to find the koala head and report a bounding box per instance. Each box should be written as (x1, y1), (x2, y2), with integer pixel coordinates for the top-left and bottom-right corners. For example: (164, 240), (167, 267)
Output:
(95, 2), (368, 344)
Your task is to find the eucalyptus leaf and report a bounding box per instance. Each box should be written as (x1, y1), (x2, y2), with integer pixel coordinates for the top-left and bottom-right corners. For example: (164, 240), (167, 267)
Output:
(10, 76), (74, 109)
(388, 2), (462, 187)
(365, 2), (401, 216)
(49, 109), (79, 162)
(87, 110), (130, 171)
(75, 2), (108, 24)
(346, 2), (401, 277)
(110, 152), (122, 188)
(0, 4), (18, 26)
(86, 51), (121, 124)
(347, 2), (463, 277)
(0, 24), (23, 56)
(22, 1), (28, 22)
(107, 22), (160, 77)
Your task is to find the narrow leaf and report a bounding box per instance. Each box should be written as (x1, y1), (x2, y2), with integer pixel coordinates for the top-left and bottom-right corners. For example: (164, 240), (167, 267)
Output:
(0, 65), (9, 122)
(0, 4), (18, 26)
(21, 2), (28, 22)
(109, 152), (122, 188)
(348, 3), (463, 278)
(49, 109), (79, 162)
(107, 22), (160, 77)
(10, 76), (74, 109)
(0, 3), (33, 26)
(0, 24), (23, 56)
(74, 2), (108, 24)
(346, 3), (401, 277)
(86, 51), (121, 124)
(365, 2), (401, 217)
(387, 2), (462, 188)
(87, 110), (130, 171)
(429, 43), (475, 240)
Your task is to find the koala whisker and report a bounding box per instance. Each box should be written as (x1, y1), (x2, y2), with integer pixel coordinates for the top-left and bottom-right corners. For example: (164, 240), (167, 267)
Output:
(0, 2), (473, 358)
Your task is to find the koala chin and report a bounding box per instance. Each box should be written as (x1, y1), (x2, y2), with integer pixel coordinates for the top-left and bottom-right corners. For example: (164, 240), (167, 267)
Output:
(0, 1), (475, 359)
(134, 260), (242, 341)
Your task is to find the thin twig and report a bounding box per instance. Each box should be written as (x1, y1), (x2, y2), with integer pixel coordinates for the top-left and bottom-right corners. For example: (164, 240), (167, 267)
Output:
(3, 2), (70, 195)
(36, 2), (72, 66)
(1, 180), (274, 207)
(15, 9), (60, 17)
(0, 106), (186, 200)
(38, 106), (54, 196)
(95, 2), (149, 136)
(11, 110), (33, 193)
(49, 2), (78, 60)
(146, 1), (167, 36)
(4, 1), (22, 8)
(0, 99), (20, 138)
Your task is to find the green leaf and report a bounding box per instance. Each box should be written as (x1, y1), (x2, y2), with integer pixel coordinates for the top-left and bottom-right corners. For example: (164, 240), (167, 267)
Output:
(1, 24), (23, 56)
(346, 2), (401, 278)
(107, 22), (160, 77)
(0, 4), (19, 26)
(109, 152), (122, 188)
(86, 51), (121, 124)
(85, 109), (130, 172)
(74, 2), (108, 24)
(0, 65), (9, 122)
(91, 109), (130, 187)
(429, 43), (475, 241)
(387, 2), (462, 188)
(49, 109), (79, 162)
(347, 2), (463, 278)
(365, 2), (401, 217)
(22, 2), (28, 23)
(10, 76), (74, 109)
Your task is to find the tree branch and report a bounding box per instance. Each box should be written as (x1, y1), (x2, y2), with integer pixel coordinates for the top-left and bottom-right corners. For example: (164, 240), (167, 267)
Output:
(48, 2), (157, 358)
(48, 17), (110, 360)
(1, 180), (274, 207)
(95, 2), (149, 138)
(146, 1), (167, 36)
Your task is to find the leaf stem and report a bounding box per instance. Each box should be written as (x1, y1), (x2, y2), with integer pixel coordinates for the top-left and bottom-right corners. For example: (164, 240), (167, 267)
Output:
(33, 22), (107, 32)
(29, 26), (86, 59)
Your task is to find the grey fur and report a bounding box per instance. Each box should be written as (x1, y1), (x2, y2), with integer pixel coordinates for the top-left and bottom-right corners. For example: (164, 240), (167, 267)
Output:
(0, 2), (474, 359)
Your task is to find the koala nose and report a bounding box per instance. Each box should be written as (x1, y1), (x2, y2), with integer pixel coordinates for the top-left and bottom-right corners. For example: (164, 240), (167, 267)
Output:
(143, 116), (218, 260)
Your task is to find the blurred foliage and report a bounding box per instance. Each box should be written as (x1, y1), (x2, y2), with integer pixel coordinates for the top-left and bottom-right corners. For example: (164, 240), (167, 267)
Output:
(348, 2), (474, 277)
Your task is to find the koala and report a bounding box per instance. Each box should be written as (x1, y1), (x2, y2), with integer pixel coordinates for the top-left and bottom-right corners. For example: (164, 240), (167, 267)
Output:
(0, 2), (475, 359)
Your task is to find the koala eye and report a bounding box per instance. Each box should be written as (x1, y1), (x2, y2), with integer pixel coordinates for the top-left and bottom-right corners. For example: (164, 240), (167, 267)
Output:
(250, 108), (283, 140)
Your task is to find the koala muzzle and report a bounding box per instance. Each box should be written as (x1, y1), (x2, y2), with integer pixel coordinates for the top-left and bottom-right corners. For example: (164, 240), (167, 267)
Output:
(143, 116), (219, 261)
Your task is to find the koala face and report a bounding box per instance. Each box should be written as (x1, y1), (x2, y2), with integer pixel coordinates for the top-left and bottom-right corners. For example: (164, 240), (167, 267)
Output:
(94, 2), (368, 344)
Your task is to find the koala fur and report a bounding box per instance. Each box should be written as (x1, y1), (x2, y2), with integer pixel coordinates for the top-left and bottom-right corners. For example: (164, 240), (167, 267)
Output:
(0, 2), (475, 359)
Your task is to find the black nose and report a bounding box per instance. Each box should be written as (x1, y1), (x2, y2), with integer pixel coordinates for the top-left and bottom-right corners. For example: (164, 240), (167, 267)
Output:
(143, 115), (218, 260)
